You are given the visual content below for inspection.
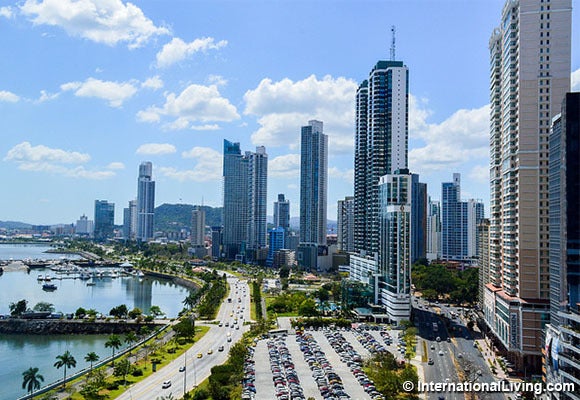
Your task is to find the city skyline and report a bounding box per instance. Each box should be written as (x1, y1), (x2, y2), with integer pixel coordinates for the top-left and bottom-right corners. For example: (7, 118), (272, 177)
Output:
(0, 0), (579, 225)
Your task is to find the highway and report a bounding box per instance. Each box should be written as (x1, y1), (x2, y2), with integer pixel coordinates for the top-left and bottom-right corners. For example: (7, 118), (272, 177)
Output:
(117, 275), (251, 400)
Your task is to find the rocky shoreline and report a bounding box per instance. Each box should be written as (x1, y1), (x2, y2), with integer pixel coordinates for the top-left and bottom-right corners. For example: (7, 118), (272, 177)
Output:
(0, 319), (164, 335)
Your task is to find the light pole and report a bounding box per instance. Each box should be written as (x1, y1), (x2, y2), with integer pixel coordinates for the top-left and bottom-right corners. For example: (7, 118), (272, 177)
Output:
(183, 350), (187, 397)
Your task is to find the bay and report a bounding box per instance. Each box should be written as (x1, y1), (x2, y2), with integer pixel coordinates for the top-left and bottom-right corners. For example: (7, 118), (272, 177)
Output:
(0, 246), (194, 400)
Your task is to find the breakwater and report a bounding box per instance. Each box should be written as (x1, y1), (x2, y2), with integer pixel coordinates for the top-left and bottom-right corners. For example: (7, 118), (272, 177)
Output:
(0, 319), (163, 335)
(144, 270), (201, 290)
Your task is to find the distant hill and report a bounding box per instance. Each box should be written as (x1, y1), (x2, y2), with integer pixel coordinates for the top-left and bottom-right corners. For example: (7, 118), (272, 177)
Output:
(154, 204), (222, 232)
(0, 221), (33, 230)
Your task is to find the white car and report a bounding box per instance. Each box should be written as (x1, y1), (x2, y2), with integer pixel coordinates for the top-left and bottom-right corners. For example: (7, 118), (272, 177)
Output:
(162, 380), (171, 389)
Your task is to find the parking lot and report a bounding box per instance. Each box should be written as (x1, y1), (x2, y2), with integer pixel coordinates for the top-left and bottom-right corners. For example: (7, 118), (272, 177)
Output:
(243, 325), (406, 400)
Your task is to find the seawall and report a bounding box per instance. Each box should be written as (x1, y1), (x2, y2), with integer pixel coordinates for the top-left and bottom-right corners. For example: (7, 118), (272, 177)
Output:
(0, 319), (163, 335)
(144, 270), (201, 290)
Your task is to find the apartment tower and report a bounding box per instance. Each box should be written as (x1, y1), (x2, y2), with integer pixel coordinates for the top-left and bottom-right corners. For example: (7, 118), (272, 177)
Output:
(484, 0), (571, 372)
(297, 120), (328, 271)
(136, 162), (155, 242)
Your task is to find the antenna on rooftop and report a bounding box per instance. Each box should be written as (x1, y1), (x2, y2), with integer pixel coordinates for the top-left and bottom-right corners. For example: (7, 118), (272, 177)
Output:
(390, 25), (396, 61)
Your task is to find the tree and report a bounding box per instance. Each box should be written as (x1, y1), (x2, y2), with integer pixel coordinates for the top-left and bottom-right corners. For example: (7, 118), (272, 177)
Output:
(84, 352), (100, 375)
(109, 304), (128, 319)
(128, 307), (142, 319)
(149, 305), (163, 317)
(54, 350), (77, 389)
(75, 307), (87, 318)
(9, 299), (28, 317)
(33, 302), (55, 312)
(105, 334), (122, 366)
(124, 331), (138, 358)
(298, 298), (318, 317)
(22, 367), (44, 396)
(279, 266), (290, 279)
(182, 293), (197, 310)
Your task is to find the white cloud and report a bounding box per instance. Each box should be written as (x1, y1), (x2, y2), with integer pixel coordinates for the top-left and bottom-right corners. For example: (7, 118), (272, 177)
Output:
(244, 75), (357, 152)
(208, 75), (227, 87)
(468, 164), (489, 185)
(190, 124), (220, 131)
(156, 37), (227, 68)
(0, 6), (13, 18)
(5, 141), (90, 164)
(106, 161), (125, 170)
(37, 90), (59, 103)
(61, 77), (137, 107)
(4, 142), (114, 179)
(158, 147), (222, 182)
(20, 0), (169, 49)
(0, 90), (20, 103)
(572, 68), (580, 91)
(141, 76), (163, 90)
(136, 143), (176, 155)
(329, 167), (354, 183)
(138, 84), (239, 129)
(409, 103), (490, 172)
(269, 154), (300, 178)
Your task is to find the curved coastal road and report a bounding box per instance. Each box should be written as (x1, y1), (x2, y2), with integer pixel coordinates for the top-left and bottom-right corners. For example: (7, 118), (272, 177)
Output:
(117, 275), (251, 400)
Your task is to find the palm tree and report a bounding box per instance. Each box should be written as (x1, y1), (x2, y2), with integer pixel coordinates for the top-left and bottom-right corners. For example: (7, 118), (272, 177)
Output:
(84, 352), (100, 375)
(105, 334), (122, 366)
(124, 331), (138, 359)
(182, 292), (197, 310)
(54, 350), (77, 389)
(22, 367), (44, 396)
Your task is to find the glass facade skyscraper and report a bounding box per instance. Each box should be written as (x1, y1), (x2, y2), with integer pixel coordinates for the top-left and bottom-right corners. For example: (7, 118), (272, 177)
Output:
(94, 200), (114, 241)
(136, 161), (155, 242)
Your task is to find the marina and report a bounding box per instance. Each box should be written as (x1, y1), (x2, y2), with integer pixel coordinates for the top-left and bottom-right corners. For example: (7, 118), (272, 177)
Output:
(0, 244), (194, 399)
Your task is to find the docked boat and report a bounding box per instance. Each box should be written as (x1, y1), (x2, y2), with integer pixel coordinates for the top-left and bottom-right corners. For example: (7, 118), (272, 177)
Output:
(79, 272), (91, 280)
(86, 281), (96, 286)
(42, 283), (57, 291)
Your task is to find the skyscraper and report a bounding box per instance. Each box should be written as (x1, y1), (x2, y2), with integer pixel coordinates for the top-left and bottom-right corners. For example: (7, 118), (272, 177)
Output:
(223, 140), (248, 260)
(426, 198), (441, 261)
(273, 194), (290, 231)
(191, 207), (206, 247)
(75, 214), (93, 236)
(123, 199), (137, 240)
(337, 196), (354, 252)
(297, 120), (328, 271)
(94, 200), (114, 241)
(545, 93), (580, 398)
(354, 60), (409, 256)
(266, 227), (285, 268)
(222, 140), (268, 262)
(136, 162), (155, 242)
(246, 146), (268, 260)
(441, 174), (484, 263)
(484, 0), (571, 373)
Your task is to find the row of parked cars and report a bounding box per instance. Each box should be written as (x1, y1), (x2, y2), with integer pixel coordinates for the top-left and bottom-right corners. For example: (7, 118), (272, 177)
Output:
(323, 330), (384, 400)
(242, 346), (256, 400)
(266, 336), (305, 400)
(296, 331), (350, 400)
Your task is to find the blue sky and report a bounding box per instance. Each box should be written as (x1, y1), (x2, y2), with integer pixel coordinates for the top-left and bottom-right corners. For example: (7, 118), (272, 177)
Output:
(0, 0), (579, 226)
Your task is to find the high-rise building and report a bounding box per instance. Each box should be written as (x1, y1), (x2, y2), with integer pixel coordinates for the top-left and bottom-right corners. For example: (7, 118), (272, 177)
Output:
(484, 0), (571, 373)
(266, 227), (285, 268)
(545, 93), (580, 399)
(211, 226), (223, 260)
(354, 60), (409, 257)
(123, 199), (137, 240)
(297, 120), (328, 271)
(191, 207), (206, 247)
(426, 198), (441, 261)
(247, 146), (268, 261)
(75, 214), (93, 236)
(441, 174), (484, 263)
(273, 194), (290, 231)
(337, 196), (354, 252)
(136, 162), (155, 242)
(222, 140), (268, 262)
(94, 200), (114, 240)
(378, 170), (422, 324)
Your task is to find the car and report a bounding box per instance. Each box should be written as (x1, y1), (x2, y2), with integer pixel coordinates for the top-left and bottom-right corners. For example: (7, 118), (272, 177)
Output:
(446, 337), (451, 343)
(428, 358), (434, 365)
(197, 353), (203, 358)
(436, 336), (441, 342)
(430, 345), (435, 350)
(227, 336), (232, 342)
(218, 345), (224, 352)
(218, 322), (223, 327)
(438, 350), (444, 356)
(179, 365), (186, 372)
(208, 349), (213, 355)
(457, 353), (463, 358)
(162, 380), (171, 389)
